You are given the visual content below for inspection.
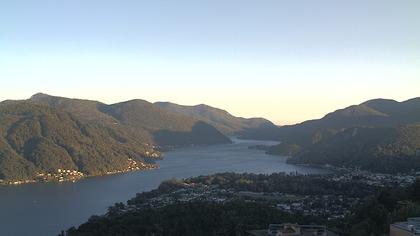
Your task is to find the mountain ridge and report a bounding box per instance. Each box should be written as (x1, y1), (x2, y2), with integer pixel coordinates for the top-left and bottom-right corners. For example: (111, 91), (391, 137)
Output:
(154, 101), (276, 136)
(0, 100), (157, 181)
(1, 93), (251, 182)
(264, 96), (420, 173)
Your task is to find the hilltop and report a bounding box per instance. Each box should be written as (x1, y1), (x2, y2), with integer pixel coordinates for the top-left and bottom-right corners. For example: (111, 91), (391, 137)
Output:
(3, 93), (277, 182)
(154, 102), (276, 136)
(264, 97), (420, 173)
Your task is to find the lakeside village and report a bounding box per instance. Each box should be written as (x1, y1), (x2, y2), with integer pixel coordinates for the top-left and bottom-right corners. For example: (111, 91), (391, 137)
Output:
(0, 156), (159, 186)
(123, 183), (360, 220)
(2, 154), (419, 189)
(111, 170), (420, 223)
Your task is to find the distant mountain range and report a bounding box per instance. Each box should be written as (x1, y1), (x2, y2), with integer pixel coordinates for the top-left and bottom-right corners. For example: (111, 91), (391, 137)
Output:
(0, 93), (273, 182)
(265, 97), (420, 173)
(154, 102), (276, 136)
(2, 93), (419, 181)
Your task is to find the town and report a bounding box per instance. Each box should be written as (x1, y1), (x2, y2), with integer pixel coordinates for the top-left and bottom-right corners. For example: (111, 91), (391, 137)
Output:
(108, 170), (418, 222)
(123, 182), (359, 221)
(61, 170), (420, 236)
(0, 157), (158, 185)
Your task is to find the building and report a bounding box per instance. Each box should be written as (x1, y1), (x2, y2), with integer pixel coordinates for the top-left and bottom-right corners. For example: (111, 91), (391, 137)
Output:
(390, 217), (420, 236)
(248, 223), (339, 236)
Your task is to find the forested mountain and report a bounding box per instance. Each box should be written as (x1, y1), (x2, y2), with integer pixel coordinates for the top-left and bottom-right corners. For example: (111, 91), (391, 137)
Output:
(272, 98), (420, 146)
(155, 102), (276, 136)
(0, 94), (234, 182)
(289, 125), (420, 173)
(0, 101), (154, 181)
(266, 97), (420, 173)
(30, 93), (231, 146)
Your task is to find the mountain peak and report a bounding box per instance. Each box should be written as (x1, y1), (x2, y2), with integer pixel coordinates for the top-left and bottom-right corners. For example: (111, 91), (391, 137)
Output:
(30, 92), (52, 99)
(361, 98), (399, 109)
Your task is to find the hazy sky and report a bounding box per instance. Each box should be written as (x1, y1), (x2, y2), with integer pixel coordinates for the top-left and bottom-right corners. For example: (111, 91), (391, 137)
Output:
(1, 0), (419, 124)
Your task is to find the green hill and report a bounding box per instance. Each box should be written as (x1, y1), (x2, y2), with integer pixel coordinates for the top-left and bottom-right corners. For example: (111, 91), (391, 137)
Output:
(30, 93), (231, 146)
(0, 101), (155, 181)
(288, 125), (420, 173)
(265, 97), (420, 173)
(154, 102), (276, 136)
(266, 97), (420, 145)
(0, 94), (233, 182)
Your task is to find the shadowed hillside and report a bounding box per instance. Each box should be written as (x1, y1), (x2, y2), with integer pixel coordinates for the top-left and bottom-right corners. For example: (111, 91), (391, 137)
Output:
(30, 93), (231, 146)
(271, 98), (420, 146)
(0, 101), (155, 181)
(155, 102), (276, 136)
(0, 94), (234, 182)
(288, 125), (420, 173)
(154, 121), (232, 146)
(263, 97), (420, 173)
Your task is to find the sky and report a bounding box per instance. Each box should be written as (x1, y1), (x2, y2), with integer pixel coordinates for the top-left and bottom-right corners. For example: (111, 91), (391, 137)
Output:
(1, 0), (419, 125)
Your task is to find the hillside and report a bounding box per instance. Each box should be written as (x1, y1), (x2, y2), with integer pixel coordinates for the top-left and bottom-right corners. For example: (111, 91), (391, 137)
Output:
(0, 94), (234, 182)
(0, 101), (156, 181)
(270, 98), (420, 146)
(155, 102), (276, 136)
(266, 97), (420, 173)
(265, 97), (420, 145)
(30, 93), (231, 146)
(288, 125), (420, 173)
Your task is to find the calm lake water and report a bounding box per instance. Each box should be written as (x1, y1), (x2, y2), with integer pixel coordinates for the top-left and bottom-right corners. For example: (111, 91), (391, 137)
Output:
(0, 139), (328, 236)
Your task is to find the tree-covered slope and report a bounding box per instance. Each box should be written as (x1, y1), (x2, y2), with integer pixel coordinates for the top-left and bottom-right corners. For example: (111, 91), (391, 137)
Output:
(155, 102), (276, 136)
(264, 97), (420, 173)
(272, 97), (420, 146)
(31, 93), (231, 146)
(0, 94), (234, 181)
(101, 100), (232, 146)
(0, 101), (155, 181)
(288, 125), (420, 173)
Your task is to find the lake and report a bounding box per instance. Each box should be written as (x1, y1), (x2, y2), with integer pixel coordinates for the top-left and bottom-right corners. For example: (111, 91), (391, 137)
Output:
(0, 139), (328, 236)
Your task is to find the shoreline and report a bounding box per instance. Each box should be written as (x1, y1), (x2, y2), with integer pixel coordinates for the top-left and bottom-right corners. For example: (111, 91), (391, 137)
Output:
(0, 163), (158, 186)
(0, 139), (288, 186)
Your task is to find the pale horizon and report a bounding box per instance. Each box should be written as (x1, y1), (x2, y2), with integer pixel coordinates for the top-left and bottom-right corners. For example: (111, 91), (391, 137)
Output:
(1, 92), (418, 126)
(1, 0), (419, 125)
(2, 1), (420, 236)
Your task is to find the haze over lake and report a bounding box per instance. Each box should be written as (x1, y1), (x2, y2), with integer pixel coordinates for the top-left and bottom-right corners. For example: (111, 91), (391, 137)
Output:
(0, 139), (328, 236)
